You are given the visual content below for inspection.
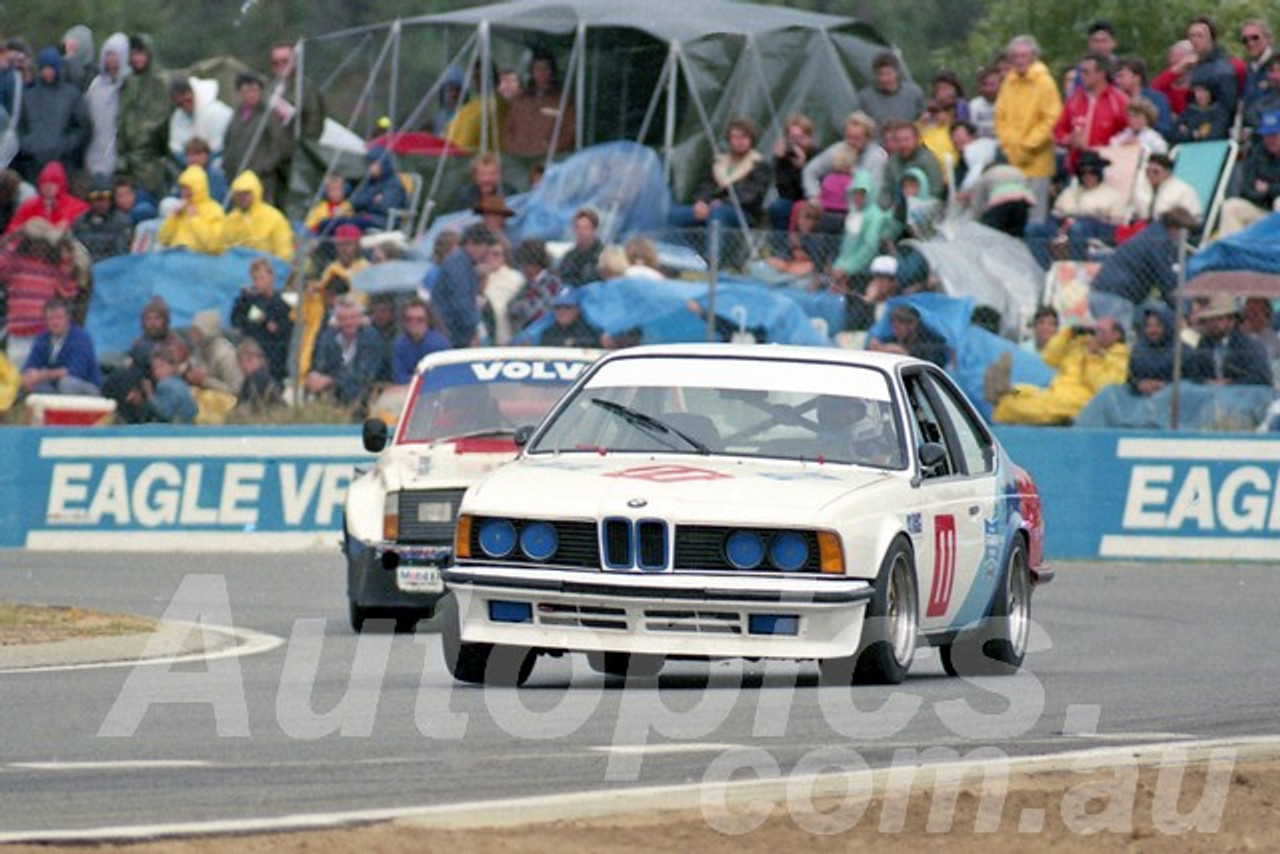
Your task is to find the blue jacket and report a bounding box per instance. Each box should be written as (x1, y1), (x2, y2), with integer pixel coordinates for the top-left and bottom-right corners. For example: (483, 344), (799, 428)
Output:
(349, 147), (408, 229)
(22, 324), (102, 387)
(430, 247), (481, 348)
(391, 329), (450, 385)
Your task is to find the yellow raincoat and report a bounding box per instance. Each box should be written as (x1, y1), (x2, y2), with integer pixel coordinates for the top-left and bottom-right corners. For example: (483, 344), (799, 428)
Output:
(157, 166), (226, 255)
(224, 170), (295, 261)
(993, 327), (1129, 425)
(994, 60), (1063, 180)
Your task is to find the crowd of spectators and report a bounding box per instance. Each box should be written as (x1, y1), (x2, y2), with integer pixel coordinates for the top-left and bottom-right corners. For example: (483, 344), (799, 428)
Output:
(0, 16), (1278, 429)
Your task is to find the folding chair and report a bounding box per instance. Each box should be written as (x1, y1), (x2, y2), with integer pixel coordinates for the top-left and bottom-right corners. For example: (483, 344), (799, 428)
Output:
(385, 171), (423, 234)
(1094, 144), (1148, 223)
(1170, 139), (1238, 245)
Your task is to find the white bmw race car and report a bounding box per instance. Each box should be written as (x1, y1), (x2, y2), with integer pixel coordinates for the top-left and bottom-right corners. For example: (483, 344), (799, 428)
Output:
(441, 344), (1051, 684)
(343, 347), (599, 632)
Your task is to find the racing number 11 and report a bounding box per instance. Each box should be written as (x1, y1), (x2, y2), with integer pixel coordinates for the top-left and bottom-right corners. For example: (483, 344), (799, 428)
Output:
(927, 514), (956, 617)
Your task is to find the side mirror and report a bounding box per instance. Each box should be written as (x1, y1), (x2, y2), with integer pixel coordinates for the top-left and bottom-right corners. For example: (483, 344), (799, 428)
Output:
(918, 442), (948, 477)
(362, 418), (389, 453)
(513, 425), (535, 448)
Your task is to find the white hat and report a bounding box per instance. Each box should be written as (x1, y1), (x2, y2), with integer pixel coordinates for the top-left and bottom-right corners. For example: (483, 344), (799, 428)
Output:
(869, 255), (899, 277)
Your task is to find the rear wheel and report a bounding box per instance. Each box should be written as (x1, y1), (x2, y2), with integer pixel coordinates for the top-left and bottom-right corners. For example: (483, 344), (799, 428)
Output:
(439, 593), (535, 686)
(942, 537), (1031, 677)
(348, 599), (368, 633)
(821, 538), (918, 685)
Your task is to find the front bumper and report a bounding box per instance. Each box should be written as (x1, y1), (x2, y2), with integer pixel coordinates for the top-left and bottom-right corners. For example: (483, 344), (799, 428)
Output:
(443, 564), (875, 659)
(347, 539), (452, 612)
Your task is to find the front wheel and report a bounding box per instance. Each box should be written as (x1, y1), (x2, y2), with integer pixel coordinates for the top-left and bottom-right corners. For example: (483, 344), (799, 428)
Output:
(821, 538), (918, 685)
(942, 537), (1031, 677)
(439, 592), (535, 686)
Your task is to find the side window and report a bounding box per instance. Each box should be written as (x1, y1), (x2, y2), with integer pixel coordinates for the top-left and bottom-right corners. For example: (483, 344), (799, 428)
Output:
(923, 373), (995, 476)
(903, 374), (953, 478)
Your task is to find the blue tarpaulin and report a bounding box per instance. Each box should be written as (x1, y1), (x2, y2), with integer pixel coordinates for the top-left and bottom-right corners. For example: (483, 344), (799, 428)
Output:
(88, 248), (291, 355)
(513, 276), (830, 347)
(1187, 212), (1280, 277)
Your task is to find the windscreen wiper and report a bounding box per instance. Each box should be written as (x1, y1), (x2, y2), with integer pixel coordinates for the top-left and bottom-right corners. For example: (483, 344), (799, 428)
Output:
(589, 398), (710, 455)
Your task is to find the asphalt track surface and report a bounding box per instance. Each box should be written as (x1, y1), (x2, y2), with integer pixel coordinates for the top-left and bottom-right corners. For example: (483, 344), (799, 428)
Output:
(1, 551), (1277, 841)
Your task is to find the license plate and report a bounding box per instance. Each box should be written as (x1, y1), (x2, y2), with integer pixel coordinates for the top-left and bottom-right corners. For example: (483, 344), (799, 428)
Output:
(396, 565), (444, 593)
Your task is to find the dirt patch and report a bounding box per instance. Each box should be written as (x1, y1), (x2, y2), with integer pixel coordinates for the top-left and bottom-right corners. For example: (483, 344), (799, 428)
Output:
(0, 603), (157, 646)
(6, 756), (1278, 853)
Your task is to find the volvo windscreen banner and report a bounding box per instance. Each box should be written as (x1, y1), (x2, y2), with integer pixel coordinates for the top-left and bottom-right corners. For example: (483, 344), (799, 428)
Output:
(0, 426), (1276, 558)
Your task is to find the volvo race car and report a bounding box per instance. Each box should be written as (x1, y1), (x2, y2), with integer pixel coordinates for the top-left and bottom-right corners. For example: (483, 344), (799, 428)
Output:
(440, 344), (1051, 684)
(343, 347), (599, 632)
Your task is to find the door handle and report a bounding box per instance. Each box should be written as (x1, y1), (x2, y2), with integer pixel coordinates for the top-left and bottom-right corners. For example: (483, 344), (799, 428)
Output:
(968, 505), (981, 516)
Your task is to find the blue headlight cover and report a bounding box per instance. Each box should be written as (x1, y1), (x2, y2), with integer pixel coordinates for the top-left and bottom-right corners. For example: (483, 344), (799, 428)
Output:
(520, 521), (558, 561)
(769, 531), (809, 571)
(478, 518), (517, 558)
(725, 530), (765, 569)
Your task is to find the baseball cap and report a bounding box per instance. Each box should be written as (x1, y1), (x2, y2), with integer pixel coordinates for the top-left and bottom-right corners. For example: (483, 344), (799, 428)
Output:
(869, 255), (899, 277)
(551, 288), (579, 308)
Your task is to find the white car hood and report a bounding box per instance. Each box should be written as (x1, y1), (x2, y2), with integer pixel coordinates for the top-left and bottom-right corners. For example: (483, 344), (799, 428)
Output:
(465, 453), (898, 527)
(378, 440), (521, 492)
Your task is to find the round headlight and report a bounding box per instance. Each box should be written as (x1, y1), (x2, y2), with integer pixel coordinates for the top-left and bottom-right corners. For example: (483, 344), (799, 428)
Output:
(519, 521), (558, 561)
(769, 532), (809, 572)
(725, 530), (765, 569)
(478, 519), (516, 558)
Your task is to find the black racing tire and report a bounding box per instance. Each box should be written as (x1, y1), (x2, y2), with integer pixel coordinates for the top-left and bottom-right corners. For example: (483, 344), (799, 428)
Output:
(439, 592), (535, 686)
(348, 599), (369, 633)
(587, 651), (665, 680)
(820, 537), (918, 685)
(941, 536), (1031, 677)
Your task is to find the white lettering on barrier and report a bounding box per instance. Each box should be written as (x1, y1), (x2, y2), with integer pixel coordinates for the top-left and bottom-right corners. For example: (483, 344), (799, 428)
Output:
(1122, 464), (1280, 533)
(44, 461), (351, 530)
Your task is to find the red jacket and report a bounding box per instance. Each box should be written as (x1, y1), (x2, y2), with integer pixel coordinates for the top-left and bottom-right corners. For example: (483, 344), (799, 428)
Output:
(5, 162), (89, 234)
(1053, 85), (1129, 172)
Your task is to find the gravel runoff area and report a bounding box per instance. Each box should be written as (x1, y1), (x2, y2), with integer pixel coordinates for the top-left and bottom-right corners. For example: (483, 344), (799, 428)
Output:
(4, 604), (1279, 852)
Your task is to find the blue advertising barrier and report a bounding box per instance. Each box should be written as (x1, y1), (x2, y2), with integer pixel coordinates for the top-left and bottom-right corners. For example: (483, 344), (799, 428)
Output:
(0, 426), (367, 551)
(0, 425), (1276, 560)
(997, 427), (1280, 561)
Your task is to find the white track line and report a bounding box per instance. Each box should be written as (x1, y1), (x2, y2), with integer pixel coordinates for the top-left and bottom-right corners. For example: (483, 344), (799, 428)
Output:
(0, 622), (283, 675)
(2, 735), (1279, 843)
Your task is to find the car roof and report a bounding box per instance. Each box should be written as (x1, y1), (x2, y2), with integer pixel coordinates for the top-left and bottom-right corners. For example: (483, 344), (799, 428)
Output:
(588, 343), (927, 372)
(414, 346), (604, 376)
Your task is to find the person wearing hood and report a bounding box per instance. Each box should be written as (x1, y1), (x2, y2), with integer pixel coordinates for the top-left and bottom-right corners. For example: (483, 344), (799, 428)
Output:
(1127, 303), (1186, 397)
(83, 32), (129, 180)
(832, 170), (892, 280)
(5, 161), (88, 233)
(222, 72), (289, 207)
(60, 25), (96, 93)
(877, 120), (944, 212)
(167, 77), (233, 166)
(157, 164), (226, 255)
(669, 116), (771, 230)
(116, 35), (171, 198)
(430, 65), (465, 136)
(223, 169), (293, 260)
(347, 146), (407, 231)
(994, 35), (1063, 223)
(71, 174), (131, 261)
(14, 47), (89, 183)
